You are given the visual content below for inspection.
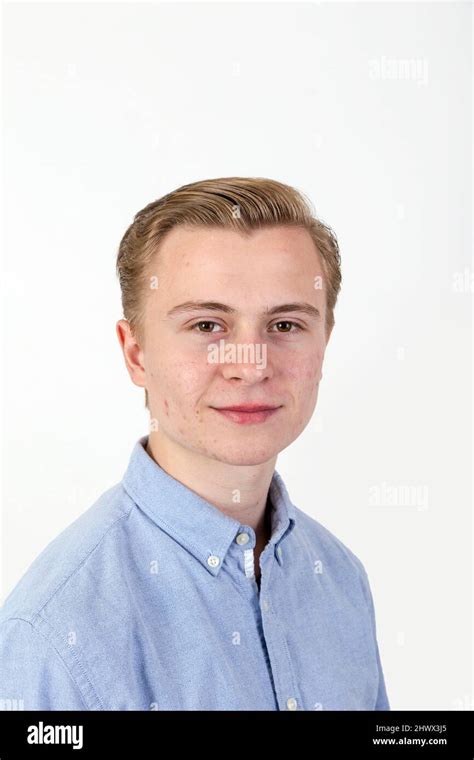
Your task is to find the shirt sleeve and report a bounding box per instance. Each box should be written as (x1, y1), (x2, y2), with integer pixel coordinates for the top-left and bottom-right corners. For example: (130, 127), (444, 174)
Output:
(0, 617), (88, 710)
(359, 569), (391, 711)
(373, 633), (390, 710)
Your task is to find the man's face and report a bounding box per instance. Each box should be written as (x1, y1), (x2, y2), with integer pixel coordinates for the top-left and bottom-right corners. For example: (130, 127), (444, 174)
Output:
(127, 225), (331, 466)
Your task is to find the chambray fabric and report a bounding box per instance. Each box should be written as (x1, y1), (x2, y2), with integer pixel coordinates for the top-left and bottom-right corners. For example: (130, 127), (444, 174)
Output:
(0, 435), (390, 711)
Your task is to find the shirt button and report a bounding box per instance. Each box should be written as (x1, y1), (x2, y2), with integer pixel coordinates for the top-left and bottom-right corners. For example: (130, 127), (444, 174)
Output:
(287, 697), (298, 711)
(262, 598), (269, 612)
(207, 555), (220, 568)
(236, 532), (249, 545)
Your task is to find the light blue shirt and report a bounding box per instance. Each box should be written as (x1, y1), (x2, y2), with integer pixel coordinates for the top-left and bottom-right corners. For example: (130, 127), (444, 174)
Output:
(0, 435), (390, 711)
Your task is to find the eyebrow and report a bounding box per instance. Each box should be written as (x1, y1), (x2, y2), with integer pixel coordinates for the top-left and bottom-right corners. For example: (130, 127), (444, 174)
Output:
(165, 300), (321, 320)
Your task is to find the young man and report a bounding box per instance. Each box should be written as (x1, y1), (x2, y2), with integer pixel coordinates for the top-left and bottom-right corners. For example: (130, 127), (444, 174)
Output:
(0, 177), (390, 710)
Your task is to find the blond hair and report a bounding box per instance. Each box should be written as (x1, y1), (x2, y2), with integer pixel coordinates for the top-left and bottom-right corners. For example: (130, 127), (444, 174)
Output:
(116, 177), (342, 410)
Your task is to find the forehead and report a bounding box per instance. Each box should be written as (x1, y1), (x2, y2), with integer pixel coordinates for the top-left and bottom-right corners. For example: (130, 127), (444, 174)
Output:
(153, 225), (323, 275)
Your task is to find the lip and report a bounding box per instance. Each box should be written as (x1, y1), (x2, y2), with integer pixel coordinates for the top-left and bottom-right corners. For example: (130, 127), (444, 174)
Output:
(211, 405), (282, 425)
(214, 404), (280, 412)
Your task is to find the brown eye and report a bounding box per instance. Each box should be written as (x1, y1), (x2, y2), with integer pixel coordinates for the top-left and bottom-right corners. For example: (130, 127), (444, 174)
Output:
(272, 321), (302, 333)
(191, 321), (221, 333)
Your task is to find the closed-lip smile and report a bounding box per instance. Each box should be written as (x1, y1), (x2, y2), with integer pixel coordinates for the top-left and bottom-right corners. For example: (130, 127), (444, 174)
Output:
(210, 404), (282, 425)
(213, 404), (281, 412)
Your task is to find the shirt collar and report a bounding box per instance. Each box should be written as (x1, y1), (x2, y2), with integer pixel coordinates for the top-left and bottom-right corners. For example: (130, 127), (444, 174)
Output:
(121, 435), (297, 576)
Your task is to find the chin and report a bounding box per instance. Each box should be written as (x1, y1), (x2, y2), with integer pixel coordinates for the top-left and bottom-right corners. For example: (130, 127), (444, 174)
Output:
(207, 443), (280, 466)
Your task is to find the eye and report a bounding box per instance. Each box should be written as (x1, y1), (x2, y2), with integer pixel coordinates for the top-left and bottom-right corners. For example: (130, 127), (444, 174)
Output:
(190, 320), (223, 334)
(270, 320), (304, 334)
(189, 320), (305, 335)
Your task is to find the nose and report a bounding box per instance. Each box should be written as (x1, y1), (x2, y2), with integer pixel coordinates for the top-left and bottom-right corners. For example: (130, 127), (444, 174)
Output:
(222, 361), (272, 384)
(216, 330), (273, 384)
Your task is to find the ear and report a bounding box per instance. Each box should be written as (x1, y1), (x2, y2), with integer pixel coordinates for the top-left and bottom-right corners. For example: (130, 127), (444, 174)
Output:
(116, 319), (146, 390)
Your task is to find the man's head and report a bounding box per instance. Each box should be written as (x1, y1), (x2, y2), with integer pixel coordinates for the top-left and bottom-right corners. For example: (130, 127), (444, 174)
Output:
(116, 177), (341, 466)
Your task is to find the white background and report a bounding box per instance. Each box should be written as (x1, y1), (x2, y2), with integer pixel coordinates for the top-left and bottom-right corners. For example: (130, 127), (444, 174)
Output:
(1, 1), (472, 711)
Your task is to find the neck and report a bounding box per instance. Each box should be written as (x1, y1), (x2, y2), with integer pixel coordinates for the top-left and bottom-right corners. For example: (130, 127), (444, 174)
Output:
(145, 430), (277, 546)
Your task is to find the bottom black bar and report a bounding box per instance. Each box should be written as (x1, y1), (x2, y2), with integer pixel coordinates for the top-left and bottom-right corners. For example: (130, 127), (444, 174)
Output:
(0, 710), (472, 757)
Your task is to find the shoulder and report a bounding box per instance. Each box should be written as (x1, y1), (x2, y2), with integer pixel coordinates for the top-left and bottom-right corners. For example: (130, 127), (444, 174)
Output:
(0, 480), (138, 710)
(0, 481), (134, 626)
(291, 505), (372, 597)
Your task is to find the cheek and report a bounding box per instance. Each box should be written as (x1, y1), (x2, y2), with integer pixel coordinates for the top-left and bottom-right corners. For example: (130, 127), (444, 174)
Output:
(150, 356), (213, 404)
(286, 354), (323, 386)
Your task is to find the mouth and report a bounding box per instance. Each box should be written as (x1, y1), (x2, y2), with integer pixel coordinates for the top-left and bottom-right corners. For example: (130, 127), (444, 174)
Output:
(210, 405), (282, 425)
